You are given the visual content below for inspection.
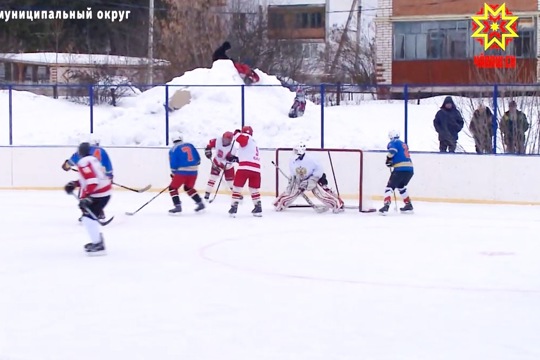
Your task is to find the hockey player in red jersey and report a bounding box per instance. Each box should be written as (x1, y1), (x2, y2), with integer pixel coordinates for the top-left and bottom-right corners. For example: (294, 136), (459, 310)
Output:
(203, 130), (242, 201)
(64, 142), (112, 255)
(226, 125), (262, 217)
(274, 142), (344, 213)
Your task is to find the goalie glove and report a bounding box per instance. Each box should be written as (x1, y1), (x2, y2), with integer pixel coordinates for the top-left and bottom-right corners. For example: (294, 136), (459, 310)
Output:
(204, 146), (212, 159)
(385, 156), (393, 167)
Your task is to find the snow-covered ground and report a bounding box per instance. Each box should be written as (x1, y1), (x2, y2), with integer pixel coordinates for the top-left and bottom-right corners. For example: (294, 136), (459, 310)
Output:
(1, 190), (539, 360)
(0, 60), (489, 152)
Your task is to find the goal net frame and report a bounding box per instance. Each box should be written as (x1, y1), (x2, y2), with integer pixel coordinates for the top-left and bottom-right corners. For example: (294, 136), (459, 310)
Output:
(274, 148), (375, 213)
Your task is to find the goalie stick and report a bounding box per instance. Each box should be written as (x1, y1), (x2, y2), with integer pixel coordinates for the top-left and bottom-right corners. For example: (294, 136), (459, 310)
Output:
(271, 160), (328, 213)
(71, 193), (114, 226)
(125, 186), (169, 216)
(70, 168), (151, 193)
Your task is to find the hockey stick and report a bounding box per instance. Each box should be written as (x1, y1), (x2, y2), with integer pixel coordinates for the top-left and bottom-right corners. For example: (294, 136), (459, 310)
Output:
(113, 182), (152, 193)
(71, 193), (114, 226)
(327, 152), (340, 197)
(125, 186), (169, 216)
(209, 165), (227, 204)
(271, 160), (327, 213)
(70, 168), (150, 193)
(209, 137), (237, 204)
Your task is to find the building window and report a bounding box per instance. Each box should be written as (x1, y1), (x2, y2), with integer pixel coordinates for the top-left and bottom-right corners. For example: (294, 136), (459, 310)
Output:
(269, 13), (284, 29)
(37, 66), (49, 82)
(513, 30), (534, 57)
(295, 12), (323, 29)
(393, 19), (535, 60)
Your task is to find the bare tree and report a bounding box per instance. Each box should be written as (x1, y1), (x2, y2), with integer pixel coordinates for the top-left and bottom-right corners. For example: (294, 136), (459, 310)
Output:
(322, 23), (375, 84)
(156, 0), (228, 79)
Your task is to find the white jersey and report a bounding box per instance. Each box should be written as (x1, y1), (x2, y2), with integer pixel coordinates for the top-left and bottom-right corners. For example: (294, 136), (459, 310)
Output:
(289, 153), (323, 181)
(77, 155), (112, 198)
(233, 133), (261, 173)
(212, 137), (234, 166)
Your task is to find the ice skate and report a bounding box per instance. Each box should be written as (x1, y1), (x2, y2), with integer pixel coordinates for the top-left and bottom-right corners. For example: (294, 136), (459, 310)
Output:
(168, 204), (182, 215)
(251, 201), (262, 217)
(194, 202), (205, 212)
(400, 202), (414, 214)
(85, 241), (106, 256)
(204, 192), (210, 200)
(378, 203), (390, 215)
(228, 202), (238, 218)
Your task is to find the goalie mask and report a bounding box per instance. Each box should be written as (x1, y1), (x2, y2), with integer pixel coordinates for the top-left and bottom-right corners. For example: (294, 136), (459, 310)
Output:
(293, 142), (306, 156)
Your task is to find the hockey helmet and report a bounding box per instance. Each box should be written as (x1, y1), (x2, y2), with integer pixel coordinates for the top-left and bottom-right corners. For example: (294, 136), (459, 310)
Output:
(293, 141), (307, 156)
(78, 142), (92, 157)
(170, 131), (183, 144)
(388, 130), (400, 140)
(222, 131), (234, 146)
(241, 125), (253, 136)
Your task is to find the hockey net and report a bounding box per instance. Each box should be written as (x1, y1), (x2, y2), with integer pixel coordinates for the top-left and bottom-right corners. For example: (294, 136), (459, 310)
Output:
(274, 148), (376, 213)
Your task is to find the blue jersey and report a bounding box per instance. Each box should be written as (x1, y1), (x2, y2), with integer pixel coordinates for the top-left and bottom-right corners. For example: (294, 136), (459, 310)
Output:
(169, 142), (201, 175)
(387, 139), (413, 172)
(69, 146), (114, 178)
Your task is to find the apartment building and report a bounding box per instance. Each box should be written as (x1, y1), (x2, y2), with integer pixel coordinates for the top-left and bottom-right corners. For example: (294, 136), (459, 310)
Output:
(375, 0), (538, 85)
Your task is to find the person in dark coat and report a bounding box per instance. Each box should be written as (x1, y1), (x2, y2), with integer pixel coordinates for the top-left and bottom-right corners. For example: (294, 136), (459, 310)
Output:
(433, 96), (464, 152)
(469, 103), (493, 154)
(212, 41), (232, 62)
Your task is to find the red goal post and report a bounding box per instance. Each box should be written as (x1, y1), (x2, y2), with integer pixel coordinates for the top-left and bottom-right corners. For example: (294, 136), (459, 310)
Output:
(274, 148), (375, 213)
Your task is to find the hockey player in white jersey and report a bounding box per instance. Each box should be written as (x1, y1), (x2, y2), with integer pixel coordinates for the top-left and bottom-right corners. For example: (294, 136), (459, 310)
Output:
(274, 142), (344, 212)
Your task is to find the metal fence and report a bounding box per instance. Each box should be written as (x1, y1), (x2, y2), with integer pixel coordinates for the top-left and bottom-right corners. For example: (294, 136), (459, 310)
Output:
(1, 82), (539, 154)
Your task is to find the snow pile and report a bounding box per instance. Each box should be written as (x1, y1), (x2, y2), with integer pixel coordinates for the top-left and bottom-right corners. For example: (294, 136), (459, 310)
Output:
(0, 60), (479, 151)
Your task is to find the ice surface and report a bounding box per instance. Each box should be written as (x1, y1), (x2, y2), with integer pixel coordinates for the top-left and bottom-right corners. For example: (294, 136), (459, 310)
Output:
(1, 190), (540, 360)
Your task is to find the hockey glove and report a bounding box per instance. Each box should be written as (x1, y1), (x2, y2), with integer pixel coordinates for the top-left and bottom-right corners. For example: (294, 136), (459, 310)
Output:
(317, 173), (328, 186)
(61, 159), (72, 171)
(64, 181), (77, 194)
(79, 197), (93, 210)
(204, 147), (212, 159)
(226, 153), (239, 163)
(385, 156), (393, 167)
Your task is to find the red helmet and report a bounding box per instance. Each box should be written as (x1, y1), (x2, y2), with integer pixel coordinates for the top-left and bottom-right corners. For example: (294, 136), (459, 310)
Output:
(242, 125), (253, 135)
(222, 131), (234, 146)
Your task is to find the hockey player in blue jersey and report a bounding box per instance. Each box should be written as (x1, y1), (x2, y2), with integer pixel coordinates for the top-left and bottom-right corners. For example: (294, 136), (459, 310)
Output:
(168, 132), (205, 214)
(379, 130), (414, 215)
(61, 138), (113, 179)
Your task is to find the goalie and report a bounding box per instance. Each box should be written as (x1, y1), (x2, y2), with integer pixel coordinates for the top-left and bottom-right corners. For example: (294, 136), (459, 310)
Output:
(273, 142), (344, 213)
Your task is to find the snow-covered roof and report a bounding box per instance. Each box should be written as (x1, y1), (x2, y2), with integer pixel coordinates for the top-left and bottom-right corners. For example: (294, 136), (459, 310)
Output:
(0, 53), (170, 67)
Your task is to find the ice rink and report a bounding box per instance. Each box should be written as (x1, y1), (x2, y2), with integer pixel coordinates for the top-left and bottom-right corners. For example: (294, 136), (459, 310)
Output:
(1, 189), (540, 360)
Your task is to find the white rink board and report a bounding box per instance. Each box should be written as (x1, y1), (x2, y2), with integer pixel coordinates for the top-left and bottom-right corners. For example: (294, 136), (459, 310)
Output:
(1, 146), (540, 205)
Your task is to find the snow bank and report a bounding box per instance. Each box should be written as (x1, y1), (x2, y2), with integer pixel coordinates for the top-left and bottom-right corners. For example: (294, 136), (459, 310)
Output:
(0, 61), (483, 152)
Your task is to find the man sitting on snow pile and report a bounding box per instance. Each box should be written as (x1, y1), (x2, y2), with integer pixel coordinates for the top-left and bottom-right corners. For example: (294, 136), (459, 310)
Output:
(212, 41), (260, 85)
(288, 87), (307, 118)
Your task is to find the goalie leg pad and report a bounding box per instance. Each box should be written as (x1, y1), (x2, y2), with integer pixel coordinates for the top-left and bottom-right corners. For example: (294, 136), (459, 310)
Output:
(312, 186), (341, 210)
(274, 190), (302, 211)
